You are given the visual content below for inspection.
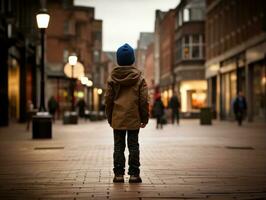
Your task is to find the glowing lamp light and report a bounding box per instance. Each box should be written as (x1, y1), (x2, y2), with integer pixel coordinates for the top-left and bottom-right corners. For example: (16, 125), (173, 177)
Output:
(80, 76), (93, 87)
(64, 62), (85, 79)
(87, 80), (93, 87)
(36, 10), (50, 29)
(80, 76), (89, 85)
(68, 55), (78, 66)
(262, 77), (266, 85)
(97, 88), (103, 95)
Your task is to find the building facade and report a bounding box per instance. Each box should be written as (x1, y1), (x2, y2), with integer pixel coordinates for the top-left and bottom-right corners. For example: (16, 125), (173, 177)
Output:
(205, 0), (266, 121)
(136, 32), (154, 72)
(159, 9), (175, 107)
(154, 10), (166, 88)
(0, 0), (40, 126)
(174, 0), (206, 115)
(144, 42), (155, 111)
(46, 0), (102, 117)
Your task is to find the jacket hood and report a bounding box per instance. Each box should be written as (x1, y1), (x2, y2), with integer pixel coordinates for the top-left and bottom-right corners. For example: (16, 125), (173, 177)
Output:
(110, 66), (141, 86)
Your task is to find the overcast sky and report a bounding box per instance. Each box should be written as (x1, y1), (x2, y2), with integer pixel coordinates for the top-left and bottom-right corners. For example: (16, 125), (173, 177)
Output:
(74, 0), (179, 51)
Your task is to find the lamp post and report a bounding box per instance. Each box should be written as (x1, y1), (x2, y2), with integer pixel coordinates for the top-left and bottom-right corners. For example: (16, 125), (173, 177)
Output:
(36, 9), (50, 111)
(32, 9), (52, 139)
(68, 54), (77, 111)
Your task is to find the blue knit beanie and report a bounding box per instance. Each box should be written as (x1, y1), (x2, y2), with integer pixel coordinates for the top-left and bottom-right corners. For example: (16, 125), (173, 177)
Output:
(116, 43), (135, 66)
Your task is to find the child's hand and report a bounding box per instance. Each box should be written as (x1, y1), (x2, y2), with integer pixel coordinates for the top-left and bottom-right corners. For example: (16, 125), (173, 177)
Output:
(140, 123), (146, 128)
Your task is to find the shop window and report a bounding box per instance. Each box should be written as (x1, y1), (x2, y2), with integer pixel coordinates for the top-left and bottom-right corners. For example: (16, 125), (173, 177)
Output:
(191, 91), (207, 109)
(253, 64), (266, 120)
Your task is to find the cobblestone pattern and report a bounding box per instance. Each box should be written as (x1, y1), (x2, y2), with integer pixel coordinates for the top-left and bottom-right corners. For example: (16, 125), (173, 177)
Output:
(0, 120), (266, 199)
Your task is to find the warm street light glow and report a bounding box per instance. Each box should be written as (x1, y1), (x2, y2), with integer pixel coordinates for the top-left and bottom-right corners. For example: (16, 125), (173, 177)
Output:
(80, 76), (89, 85)
(64, 62), (84, 79)
(80, 76), (93, 87)
(36, 10), (50, 29)
(87, 80), (93, 87)
(68, 55), (78, 66)
(97, 88), (103, 95)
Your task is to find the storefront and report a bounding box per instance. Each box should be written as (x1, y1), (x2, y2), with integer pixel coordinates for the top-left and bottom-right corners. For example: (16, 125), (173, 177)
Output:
(8, 58), (20, 121)
(246, 41), (266, 121)
(250, 61), (266, 121)
(179, 80), (207, 113)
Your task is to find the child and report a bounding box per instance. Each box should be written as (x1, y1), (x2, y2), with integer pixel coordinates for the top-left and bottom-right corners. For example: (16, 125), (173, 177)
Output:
(105, 43), (149, 183)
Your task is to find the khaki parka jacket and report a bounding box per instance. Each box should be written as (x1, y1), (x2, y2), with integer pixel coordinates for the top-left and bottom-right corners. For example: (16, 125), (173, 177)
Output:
(105, 66), (149, 130)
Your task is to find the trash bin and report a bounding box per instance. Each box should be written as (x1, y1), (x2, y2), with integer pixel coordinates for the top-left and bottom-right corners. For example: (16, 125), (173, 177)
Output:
(200, 107), (212, 125)
(32, 112), (52, 139)
(63, 111), (78, 124)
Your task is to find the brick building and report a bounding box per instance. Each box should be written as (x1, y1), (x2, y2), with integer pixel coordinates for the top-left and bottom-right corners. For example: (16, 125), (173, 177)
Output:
(144, 42), (155, 109)
(136, 32), (154, 72)
(159, 9), (175, 107)
(205, 0), (266, 121)
(173, 0), (206, 115)
(154, 10), (166, 88)
(45, 0), (102, 117)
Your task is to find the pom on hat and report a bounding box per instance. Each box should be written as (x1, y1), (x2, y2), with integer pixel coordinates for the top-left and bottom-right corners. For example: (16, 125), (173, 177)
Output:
(116, 43), (135, 66)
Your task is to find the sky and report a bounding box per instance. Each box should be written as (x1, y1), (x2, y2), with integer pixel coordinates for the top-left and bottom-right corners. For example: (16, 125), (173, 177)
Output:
(74, 0), (180, 51)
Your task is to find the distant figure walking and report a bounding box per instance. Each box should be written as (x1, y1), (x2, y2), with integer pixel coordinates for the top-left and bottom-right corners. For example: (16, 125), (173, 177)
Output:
(77, 98), (86, 118)
(48, 96), (58, 122)
(169, 93), (180, 125)
(105, 43), (149, 183)
(233, 91), (247, 126)
(153, 94), (165, 129)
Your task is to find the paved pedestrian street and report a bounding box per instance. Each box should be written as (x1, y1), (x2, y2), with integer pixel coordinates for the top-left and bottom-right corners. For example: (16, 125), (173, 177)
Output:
(0, 119), (266, 200)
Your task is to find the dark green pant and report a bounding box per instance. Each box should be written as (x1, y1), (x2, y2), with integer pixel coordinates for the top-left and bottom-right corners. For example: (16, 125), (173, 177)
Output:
(113, 129), (140, 176)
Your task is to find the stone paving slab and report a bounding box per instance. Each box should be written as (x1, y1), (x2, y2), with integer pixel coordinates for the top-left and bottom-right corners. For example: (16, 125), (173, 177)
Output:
(0, 119), (266, 199)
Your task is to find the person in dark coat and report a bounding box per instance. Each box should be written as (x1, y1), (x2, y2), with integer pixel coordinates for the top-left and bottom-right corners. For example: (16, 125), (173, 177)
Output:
(153, 94), (165, 129)
(169, 93), (180, 125)
(77, 98), (86, 118)
(233, 91), (247, 126)
(48, 96), (58, 122)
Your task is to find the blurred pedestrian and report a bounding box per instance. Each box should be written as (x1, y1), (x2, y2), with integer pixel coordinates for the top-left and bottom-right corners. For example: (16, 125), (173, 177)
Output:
(233, 91), (247, 126)
(105, 43), (149, 183)
(48, 96), (58, 122)
(169, 93), (180, 125)
(153, 94), (165, 129)
(77, 98), (86, 118)
(26, 100), (35, 131)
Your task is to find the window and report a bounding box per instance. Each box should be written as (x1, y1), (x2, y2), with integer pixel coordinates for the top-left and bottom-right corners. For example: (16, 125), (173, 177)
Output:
(180, 34), (204, 60)
(190, 8), (204, 21)
(94, 50), (100, 63)
(182, 5), (205, 23)
(176, 39), (182, 61)
(63, 49), (69, 63)
(183, 8), (190, 22)
(178, 10), (183, 26)
(192, 46), (200, 58)
(63, 21), (69, 35)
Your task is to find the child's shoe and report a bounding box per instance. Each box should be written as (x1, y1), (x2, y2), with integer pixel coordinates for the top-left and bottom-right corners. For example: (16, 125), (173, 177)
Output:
(113, 175), (124, 183)
(129, 175), (142, 183)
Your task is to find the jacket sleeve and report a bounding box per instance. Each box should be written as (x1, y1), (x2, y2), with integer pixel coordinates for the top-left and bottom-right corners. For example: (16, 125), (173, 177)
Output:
(105, 81), (114, 124)
(139, 78), (149, 124)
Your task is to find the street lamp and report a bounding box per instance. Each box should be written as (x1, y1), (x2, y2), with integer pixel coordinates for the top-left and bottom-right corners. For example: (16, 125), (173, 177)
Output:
(36, 9), (50, 111)
(97, 88), (103, 95)
(32, 9), (52, 139)
(68, 54), (78, 111)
